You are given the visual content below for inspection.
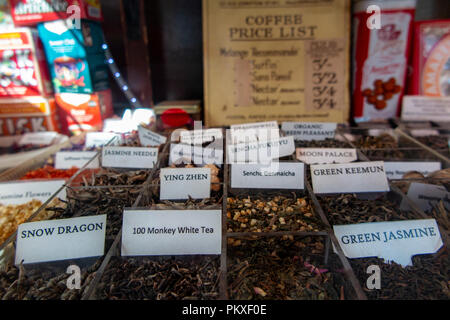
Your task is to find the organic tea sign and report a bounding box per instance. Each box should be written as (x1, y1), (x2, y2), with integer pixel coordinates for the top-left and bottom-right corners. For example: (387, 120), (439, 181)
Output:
(333, 219), (443, 266)
(121, 210), (221, 256)
(15, 215), (106, 265)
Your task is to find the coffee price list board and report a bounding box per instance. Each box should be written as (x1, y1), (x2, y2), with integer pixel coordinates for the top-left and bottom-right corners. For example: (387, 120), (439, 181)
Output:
(203, 0), (350, 126)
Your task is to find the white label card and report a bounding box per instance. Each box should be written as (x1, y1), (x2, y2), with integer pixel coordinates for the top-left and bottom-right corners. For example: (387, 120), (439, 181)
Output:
(55, 151), (99, 169)
(401, 183), (450, 212)
(85, 132), (122, 148)
(102, 146), (158, 169)
(311, 161), (389, 194)
(384, 162), (441, 179)
(281, 122), (336, 141)
(227, 136), (295, 164)
(121, 210), (221, 256)
(18, 132), (57, 146)
(230, 121), (279, 144)
(409, 129), (440, 137)
(15, 215), (106, 265)
(169, 143), (223, 166)
(333, 219), (443, 266)
(0, 180), (66, 205)
(296, 148), (357, 164)
(402, 96), (450, 122)
(179, 128), (222, 145)
(160, 168), (211, 200)
(231, 163), (304, 190)
(138, 125), (167, 147)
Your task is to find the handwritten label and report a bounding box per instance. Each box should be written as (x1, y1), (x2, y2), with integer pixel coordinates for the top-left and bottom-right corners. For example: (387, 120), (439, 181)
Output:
(55, 151), (99, 169)
(401, 183), (450, 212)
(121, 210), (221, 256)
(402, 96), (450, 122)
(384, 162), (441, 179)
(18, 132), (57, 146)
(0, 180), (66, 205)
(333, 219), (443, 266)
(311, 161), (389, 194)
(231, 163), (304, 190)
(281, 122), (336, 141)
(296, 148), (357, 164)
(160, 168), (211, 200)
(169, 143), (223, 166)
(138, 125), (167, 147)
(15, 215), (106, 265)
(179, 128), (222, 145)
(227, 136), (295, 164)
(85, 132), (122, 148)
(102, 146), (158, 169)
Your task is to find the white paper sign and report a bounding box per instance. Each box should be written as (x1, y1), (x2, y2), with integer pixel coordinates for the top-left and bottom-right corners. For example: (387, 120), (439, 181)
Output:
(231, 163), (304, 190)
(402, 96), (450, 122)
(0, 180), (66, 205)
(281, 122), (336, 141)
(227, 136), (295, 164)
(102, 146), (158, 169)
(296, 148), (357, 164)
(138, 125), (167, 147)
(85, 132), (122, 148)
(15, 215), (106, 265)
(169, 143), (223, 166)
(409, 129), (440, 137)
(18, 132), (57, 146)
(401, 183), (450, 212)
(384, 162), (442, 179)
(230, 121), (279, 144)
(160, 168), (211, 200)
(311, 161), (389, 194)
(333, 219), (443, 266)
(121, 210), (221, 256)
(102, 119), (135, 133)
(55, 151), (99, 169)
(179, 128), (222, 145)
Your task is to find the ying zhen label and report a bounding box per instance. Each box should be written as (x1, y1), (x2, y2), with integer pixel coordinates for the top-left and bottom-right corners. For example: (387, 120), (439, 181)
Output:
(102, 146), (158, 169)
(160, 168), (211, 200)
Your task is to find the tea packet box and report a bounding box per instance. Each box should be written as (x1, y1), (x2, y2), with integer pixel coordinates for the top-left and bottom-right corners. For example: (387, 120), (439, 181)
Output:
(0, 0), (14, 31)
(55, 88), (113, 134)
(0, 28), (53, 98)
(202, 0), (351, 126)
(10, 0), (102, 26)
(37, 19), (109, 94)
(0, 96), (61, 135)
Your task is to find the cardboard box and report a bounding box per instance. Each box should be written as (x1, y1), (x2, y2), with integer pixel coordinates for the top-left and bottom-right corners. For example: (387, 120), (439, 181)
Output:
(0, 28), (53, 97)
(10, 0), (102, 26)
(37, 19), (109, 94)
(0, 96), (61, 135)
(202, 0), (351, 127)
(55, 89), (113, 134)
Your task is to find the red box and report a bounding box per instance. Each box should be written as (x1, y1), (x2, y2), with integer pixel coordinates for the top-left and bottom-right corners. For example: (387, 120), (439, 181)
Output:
(352, 1), (416, 122)
(0, 28), (53, 97)
(0, 96), (61, 135)
(55, 89), (113, 134)
(409, 19), (450, 97)
(10, 0), (102, 26)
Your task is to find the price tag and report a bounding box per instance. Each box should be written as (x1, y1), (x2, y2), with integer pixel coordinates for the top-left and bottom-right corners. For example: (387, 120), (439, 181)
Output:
(138, 125), (167, 147)
(384, 162), (441, 179)
(85, 132), (121, 148)
(296, 148), (357, 164)
(179, 128), (222, 145)
(15, 215), (106, 265)
(227, 136), (295, 164)
(401, 183), (450, 212)
(401, 96), (450, 122)
(333, 219), (443, 267)
(169, 143), (223, 166)
(55, 151), (99, 169)
(311, 161), (389, 194)
(102, 146), (158, 169)
(121, 209), (221, 256)
(231, 163), (304, 190)
(0, 180), (66, 205)
(18, 132), (57, 146)
(160, 168), (211, 200)
(281, 122), (336, 141)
